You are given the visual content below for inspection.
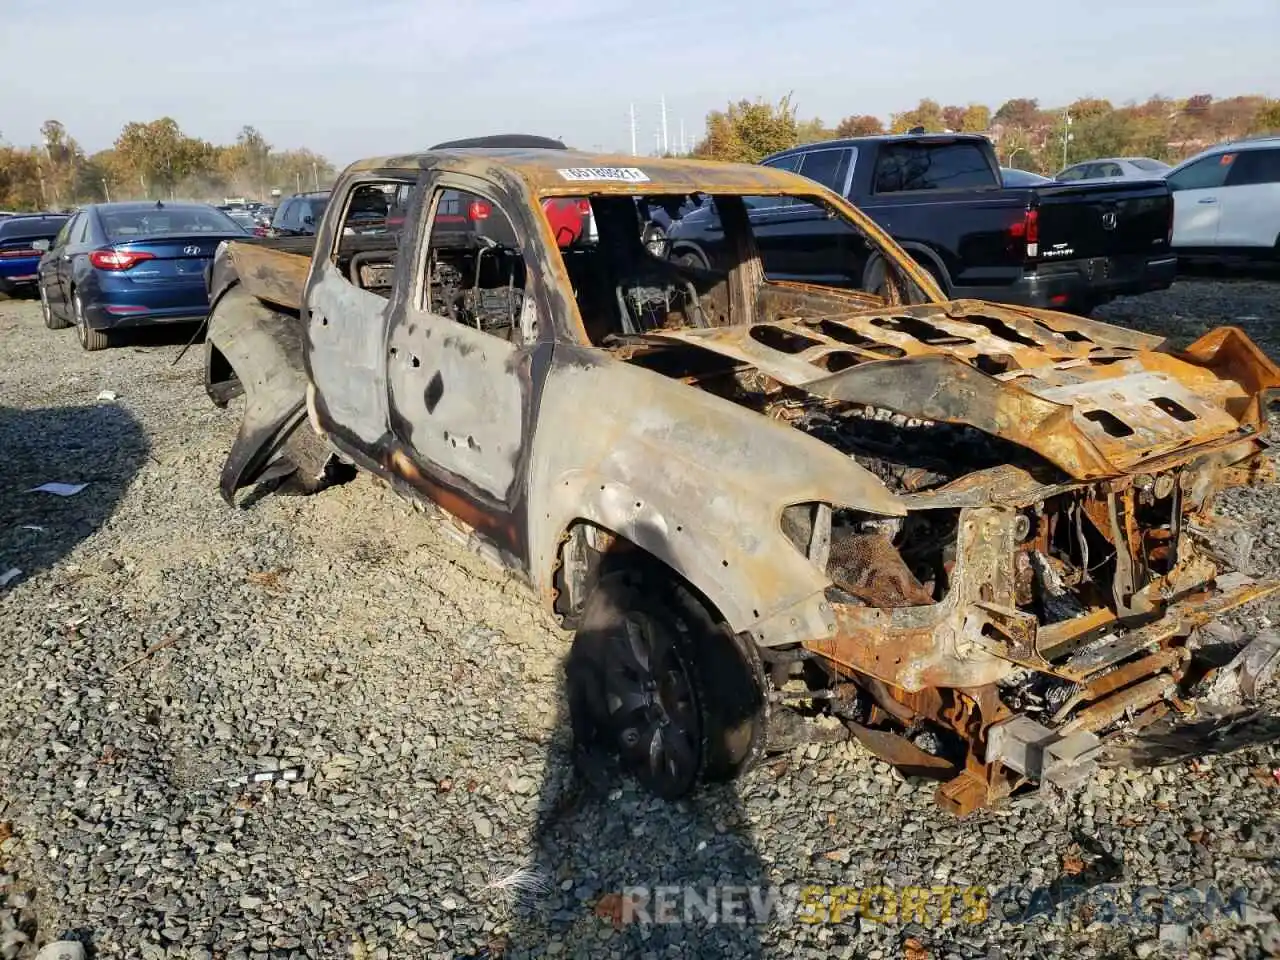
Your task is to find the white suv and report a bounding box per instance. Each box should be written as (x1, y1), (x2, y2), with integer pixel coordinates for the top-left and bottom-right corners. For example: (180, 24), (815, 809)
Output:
(1165, 137), (1280, 263)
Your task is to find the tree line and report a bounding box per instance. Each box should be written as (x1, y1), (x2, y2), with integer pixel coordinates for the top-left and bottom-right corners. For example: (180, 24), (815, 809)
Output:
(0, 118), (336, 211)
(692, 93), (1280, 172)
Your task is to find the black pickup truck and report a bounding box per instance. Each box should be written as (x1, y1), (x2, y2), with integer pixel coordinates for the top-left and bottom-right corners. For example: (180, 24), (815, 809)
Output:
(666, 133), (1176, 313)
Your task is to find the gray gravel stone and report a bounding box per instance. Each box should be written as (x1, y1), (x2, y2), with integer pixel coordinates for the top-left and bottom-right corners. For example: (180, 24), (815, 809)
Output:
(1, 283), (1279, 959)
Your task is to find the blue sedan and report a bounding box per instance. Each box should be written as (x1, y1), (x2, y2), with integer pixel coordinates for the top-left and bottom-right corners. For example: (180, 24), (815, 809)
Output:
(36, 201), (247, 350)
(0, 214), (69, 297)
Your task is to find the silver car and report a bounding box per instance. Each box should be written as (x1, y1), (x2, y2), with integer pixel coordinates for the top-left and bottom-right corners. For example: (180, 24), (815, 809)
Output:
(1056, 157), (1171, 181)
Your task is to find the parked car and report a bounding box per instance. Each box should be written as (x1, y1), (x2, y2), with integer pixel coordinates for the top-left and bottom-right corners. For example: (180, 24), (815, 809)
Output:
(1056, 157), (1172, 181)
(667, 133), (1176, 315)
(224, 208), (258, 232)
(0, 214), (69, 297)
(200, 146), (1280, 815)
(35, 201), (247, 350)
(1001, 168), (1053, 186)
(1164, 136), (1280, 266)
(267, 191), (330, 237)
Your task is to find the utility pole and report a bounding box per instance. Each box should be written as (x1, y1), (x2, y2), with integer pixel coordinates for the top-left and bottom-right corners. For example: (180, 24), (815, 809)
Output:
(629, 103), (638, 157)
(312, 162), (320, 190)
(1062, 111), (1073, 168)
(660, 95), (669, 155)
(101, 178), (111, 203)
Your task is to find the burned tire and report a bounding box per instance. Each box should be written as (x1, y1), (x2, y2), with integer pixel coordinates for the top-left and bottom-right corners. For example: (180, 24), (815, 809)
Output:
(566, 567), (768, 799)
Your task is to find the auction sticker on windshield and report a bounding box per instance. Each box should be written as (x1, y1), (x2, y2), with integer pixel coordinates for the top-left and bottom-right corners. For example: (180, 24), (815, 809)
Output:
(557, 167), (651, 183)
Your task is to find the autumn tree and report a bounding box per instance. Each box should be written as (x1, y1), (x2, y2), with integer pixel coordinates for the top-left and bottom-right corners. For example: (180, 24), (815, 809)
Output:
(0, 147), (43, 209)
(694, 95), (799, 163)
(890, 98), (945, 133)
(1066, 98), (1113, 122)
(1253, 100), (1280, 134)
(835, 115), (885, 137)
(994, 98), (1042, 129)
(114, 117), (215, 198)
(795, 117), (838, 145)
(960, 104), (991, 132)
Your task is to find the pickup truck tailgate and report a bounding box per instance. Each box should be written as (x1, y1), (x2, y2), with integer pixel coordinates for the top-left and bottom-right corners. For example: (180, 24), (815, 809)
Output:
(1032, 179), (1172, 263)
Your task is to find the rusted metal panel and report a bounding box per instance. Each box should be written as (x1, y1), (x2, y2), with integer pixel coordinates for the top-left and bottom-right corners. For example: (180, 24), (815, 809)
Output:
(228, 243), (311, 312)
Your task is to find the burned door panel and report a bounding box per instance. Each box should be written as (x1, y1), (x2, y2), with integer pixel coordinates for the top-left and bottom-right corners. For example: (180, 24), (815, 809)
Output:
(387, 181), (534, 507)
(307, 261), (391, 445)
(387, 319), (526, 501)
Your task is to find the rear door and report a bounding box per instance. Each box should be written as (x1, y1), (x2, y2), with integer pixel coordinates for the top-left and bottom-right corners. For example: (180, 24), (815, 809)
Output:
(1217, 147), (1280, 249)
(1166, 153), (1234, 248)
(39, 215), (77, 309)
(753, 147), (856, 282)
(55, 214), (89, 308)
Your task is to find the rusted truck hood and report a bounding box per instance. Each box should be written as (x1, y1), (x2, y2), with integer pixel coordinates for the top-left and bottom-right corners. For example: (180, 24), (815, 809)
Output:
(628, 300), (1280, 480)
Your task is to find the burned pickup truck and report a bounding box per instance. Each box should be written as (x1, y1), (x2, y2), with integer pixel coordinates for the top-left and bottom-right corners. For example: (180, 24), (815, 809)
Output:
(202, 145), (1280, 814)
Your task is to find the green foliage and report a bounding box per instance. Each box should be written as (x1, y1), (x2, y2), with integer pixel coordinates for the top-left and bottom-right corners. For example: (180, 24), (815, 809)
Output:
(1256, 100), (1280, 134)
(835, 115), (885, 137)
(890, 98), (944, 133)
(0, 118), (338, 209)
(694, 95), (799, 163)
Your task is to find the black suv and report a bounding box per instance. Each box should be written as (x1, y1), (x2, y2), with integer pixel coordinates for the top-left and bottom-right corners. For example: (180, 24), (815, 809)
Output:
(268, 192), (330, 237)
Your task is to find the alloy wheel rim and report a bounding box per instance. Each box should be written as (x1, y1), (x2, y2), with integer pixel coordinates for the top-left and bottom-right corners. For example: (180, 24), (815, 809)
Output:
(602, 612), (699, 792)
(74, 296), (87, 344)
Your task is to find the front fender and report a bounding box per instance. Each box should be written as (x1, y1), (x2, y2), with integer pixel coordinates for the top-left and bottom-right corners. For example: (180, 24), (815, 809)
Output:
(206, 286), (313, 505)
(528, 347), (905, 643)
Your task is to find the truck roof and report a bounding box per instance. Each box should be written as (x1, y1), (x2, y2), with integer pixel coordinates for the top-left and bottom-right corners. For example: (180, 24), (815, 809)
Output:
(343, 148), (819, 197)
(763, 132), (993, 165)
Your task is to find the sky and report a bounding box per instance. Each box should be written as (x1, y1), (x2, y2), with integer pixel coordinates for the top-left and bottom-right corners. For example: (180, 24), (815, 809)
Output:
(3, 0), (1278, 165)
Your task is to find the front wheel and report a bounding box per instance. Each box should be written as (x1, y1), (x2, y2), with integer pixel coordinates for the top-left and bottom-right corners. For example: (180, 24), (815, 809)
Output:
(74, 292), (110, 351)
(566, 567), (768, 799)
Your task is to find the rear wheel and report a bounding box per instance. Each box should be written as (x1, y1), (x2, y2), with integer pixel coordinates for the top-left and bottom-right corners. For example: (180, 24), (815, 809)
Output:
(74, 292), (110, 351)
(673, 247), (711, 271)
(41, 283), (71, 330)
(566, 566), (768, 798)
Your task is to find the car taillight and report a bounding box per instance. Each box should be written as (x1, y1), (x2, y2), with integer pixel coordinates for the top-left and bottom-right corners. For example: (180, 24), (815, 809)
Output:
(467, 200), (491, 221)
(0, 248), (38, 258)
(1166, 199), (1174, 245)
(1008, 209), (1039, 258)
(89, 249), (156, 271)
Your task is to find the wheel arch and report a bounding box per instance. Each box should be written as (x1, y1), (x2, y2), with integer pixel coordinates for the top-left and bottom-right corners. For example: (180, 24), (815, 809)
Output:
(896, 241), (952, 292)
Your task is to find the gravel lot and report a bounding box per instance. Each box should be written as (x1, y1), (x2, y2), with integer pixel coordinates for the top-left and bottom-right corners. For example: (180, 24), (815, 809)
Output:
(2, 281), (1280, 960)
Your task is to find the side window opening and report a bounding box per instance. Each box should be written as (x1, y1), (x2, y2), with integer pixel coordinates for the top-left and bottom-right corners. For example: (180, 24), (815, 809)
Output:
(798, 149), (852, 194)
(422, 187), (528, 344)
(329, 179), (415, 298)
(556, 191), (928, 347)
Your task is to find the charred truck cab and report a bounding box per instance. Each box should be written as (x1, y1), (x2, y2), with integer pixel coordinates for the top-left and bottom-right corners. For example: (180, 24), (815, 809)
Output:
(203, 144), (1280, 814)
